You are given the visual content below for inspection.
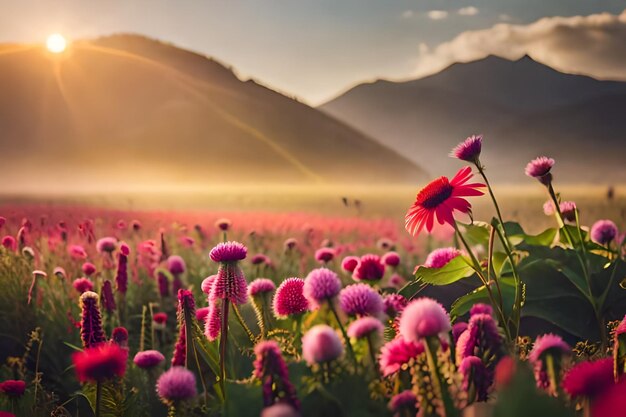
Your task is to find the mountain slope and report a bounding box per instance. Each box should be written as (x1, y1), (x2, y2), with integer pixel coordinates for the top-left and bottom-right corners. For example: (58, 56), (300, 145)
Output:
(320, 56), (626, 183)
(0, 34), (425, 190)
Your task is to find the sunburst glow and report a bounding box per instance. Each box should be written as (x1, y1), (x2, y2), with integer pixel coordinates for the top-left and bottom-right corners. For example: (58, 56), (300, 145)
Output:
(46, 33), (67, 53)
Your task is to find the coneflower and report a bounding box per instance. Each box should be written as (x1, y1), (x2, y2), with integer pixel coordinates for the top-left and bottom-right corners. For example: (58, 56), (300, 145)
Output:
(79, 291), (106, 349)
(253, 341), (299, 410)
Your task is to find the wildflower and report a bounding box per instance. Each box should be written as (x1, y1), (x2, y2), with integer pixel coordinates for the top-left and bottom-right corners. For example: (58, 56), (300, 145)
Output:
(196, 307), (210, 323)
(452, 322), (468, 343)
(96, 237), (117, 254)
(591, 379), (626, 417)
(301, 325), (344, 365)
(115, 249), (128, 294)
(0, 380), (26, 397)
(215, 218), (232, 231)
(153, 312), (168, 326)
(273, 278), (309, 319)
(79, 291), (106, 348)
(383, 294), (407, 318)
(156, 367), (197, 403)
(303, 268), (341, 309)
(590, 219), (618, 245)
(101, 280), (116, 313)
(379, 337), (424, 376)
(284, 238), (298, 251)
(382, 251), (401, 267)
(209, 241), (248, 305)
(405, 166), (485, 236)
(399, 298), (451, 341)
(525, 156), (555, 185)
(157, 270), (169, 297)
(341, 256), (359, 273)
(53, 266), (66, 280)
(455, 313), (502, 365)
(451, 134), (482, 164)
(339, 284), (383, 317)
(528, 334), (570, 392)
(562, 357), (614, 400)
(248, 278), (276, 297)
(172, 290), (195, 366)
(352, 254), (385, 281)
(460, 356), (489, 401)
(82, 262), (96, 276)
(423, 247), (460, 268)
(72, 343), (127, 382)
(68, 244), (87, 259)
(1, 235), (16, 251)
(253, 341), (299, 409)
(111, 327), (128, 348)
(469, 303), (493, 316)
(494, 356), (516, 387)
(314, 247), (335, 264)
(388, 390), (418, 417)
(201, 275), (217, 294)
(347, 317), (384, 339)
(377, 238), (394, 250)
(204, 301), (222, 341)
(167, 255), (186, 275)
(133, 350), (165, 369)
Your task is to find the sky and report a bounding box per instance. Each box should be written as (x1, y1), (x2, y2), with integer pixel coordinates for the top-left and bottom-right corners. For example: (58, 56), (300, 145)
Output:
(2, 0), (626, 105)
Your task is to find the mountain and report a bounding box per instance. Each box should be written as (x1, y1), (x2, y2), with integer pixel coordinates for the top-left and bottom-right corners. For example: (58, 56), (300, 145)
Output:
(320, 56), (626, 183)
(0, 34), (425, 191)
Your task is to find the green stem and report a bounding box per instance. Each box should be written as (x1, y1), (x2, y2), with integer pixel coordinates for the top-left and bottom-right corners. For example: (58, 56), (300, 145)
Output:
(328, 301), (358, 369)
(219, 300), (230, 396)
(366, 334), (379, 377)
(95, 381), (102, 417)
(232, 303), (255, 342)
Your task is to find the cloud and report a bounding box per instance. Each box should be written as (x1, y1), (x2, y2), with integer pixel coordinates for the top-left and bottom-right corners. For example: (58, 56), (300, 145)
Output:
(402, 10), (414, 19)
(458, 7), (479, 16)
(427, 10), (448, 20)
(413, 9), (626, 81)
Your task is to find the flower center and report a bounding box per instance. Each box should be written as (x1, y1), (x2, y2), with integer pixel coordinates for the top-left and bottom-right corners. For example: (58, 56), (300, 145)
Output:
(415, 176), (453, 209)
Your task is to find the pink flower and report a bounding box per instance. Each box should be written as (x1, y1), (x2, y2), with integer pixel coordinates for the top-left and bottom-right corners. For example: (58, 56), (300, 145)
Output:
(248, 278), (276, 297)
(211, 262), (248, 305)
(80, 291), (106, 348)
(133, 350), (165, 369)
(1, 236), (16, 251)
(455, 313), (501, 365)
(383, 294), (407, 318)
(0, 380), (26, 397)
(53, 267), (66, 279)
(196, 307), (210, 322)
(72, 343), (127, 383)
(379, 337), (424, 376)
(405, 166), (485, 236)
(525, 156), (555, 185)
(469, 303), (493, 317)
(347, 317), (384, 339)
(341, 256), (359, 273)
(388, 390), (418, 416)
(156, 367), (197, 403)
(261, 403), (301, 417)
(382, 251), (401, 267)
(111, 326), (128, 347)
(339, 284), (383, 317)
(101, 280), (116, 312)
(73, 277), (94, 294)
(166, 255), (186, 275)
(460, 355), (489, 401)
(81, 262), (97, 276)
(303, 268), (341, 309)
(591, 379), (626, 417)
(204, 300), (222, 341)
(590, 220), (618, 245)
(562, 358), (615, 400)
(528, 334), (570, 364)
(273, 278), (309, 319)
(424, 247), (460, 268)
(215, 218), (232, 231)
(201, 275), (217, 294)
(253, 341), (299, 410)
(352, 254), (385, 281)
(315, 247), (336, 263)
(68, 244), (87, 259)
(209, 241), (247, 263)
(301, 325), (344, 365)
(96, 237), (117, 254)
(153, 312), (167, 325)
(451, 134), (482, 163)
(251, 253), (269, 265)
(399, 298), (451, 341)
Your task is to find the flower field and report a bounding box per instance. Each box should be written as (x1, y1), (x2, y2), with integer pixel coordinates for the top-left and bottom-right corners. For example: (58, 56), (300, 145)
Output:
(0, 137), (625, 417)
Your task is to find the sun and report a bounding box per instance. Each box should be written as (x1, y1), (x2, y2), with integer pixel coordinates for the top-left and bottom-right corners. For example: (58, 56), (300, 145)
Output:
(46, 33), (67, 53)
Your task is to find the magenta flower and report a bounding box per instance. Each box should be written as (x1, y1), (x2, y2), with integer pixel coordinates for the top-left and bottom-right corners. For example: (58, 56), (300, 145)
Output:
(133, 350), (165, 369)
(251, 253), (269, 265)
(211, 262), (248, 305)
(525, 156), (555, 185)
(455, 313), (502, 366)
(167, 255), (186, 275)
(347, 317), (384, 339)
(215, 218), (232, 231)
(156, 367), (197, 403)
(172, 289), (196, 367)
(68, 244), (87, 260)
(302, 325), (344, 365)
(79, 291), (106, 349)
(451, 134), (482, 163)
(562, 358), (614, 400)
(452, 322), (468, 343)
(303, 268), (341, 309)
(1, 236), (16, 251)
(72, 343), (127, 383)
(0, 380), (26, 397)
(157, 270), (169, 298)
(261, 403), (300, 417)
(469, 303), (493, 317)
(101, 280), (116, 313)
(204, 300), (222, 341)
(382, 251), (401, 267)
(209, 241), (247, 263)
(111, 326), (128, 348)
(339, 284), (383, 317)
(528, 334), (570, 364)
(383, 294), (408, 318)
(248, 278), (276, 297)
(314, 247), (336, 264)
(201, 275), (217, 294)
(352, 254), (385, 281)
(399, 298), (451, 341)
(115, 251), (128, 294)
(196, 306), (210, 323)
(590, 219), (618, 245)
(82, 262), (97, 277)
(341, 256), (359, 273)
(73, 277), (94, 294)
(460, 355), (489, 401)
(96, 237), (117, 254)
(379, 337), (424, 376)
(253, 341), (299, 410)
(273, 278), (309, 319)
(424, 247), (460, 268)
(388, 390), (418, 416)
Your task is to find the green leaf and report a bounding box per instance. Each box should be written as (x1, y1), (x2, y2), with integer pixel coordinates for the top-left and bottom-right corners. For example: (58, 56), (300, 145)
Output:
(415, 256), (475, 286)
(462, 222), (491, 247)
(491, 252), (509, 277)
(450, 278), (515, 320)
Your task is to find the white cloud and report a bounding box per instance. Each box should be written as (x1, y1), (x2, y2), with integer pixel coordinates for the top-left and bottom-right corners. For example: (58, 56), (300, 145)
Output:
(499, 14), (512, 22)
(402, 10), (414, 19)
(413, 9), (626, 81)
(458, 7), (479, 16)
(427, 10), (449, 20)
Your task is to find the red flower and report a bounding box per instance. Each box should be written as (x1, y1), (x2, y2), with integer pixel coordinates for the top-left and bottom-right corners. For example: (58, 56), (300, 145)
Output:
(405, 166), (485, 236)
(0, 380), (26, 397)
(72, 343), (128, 383)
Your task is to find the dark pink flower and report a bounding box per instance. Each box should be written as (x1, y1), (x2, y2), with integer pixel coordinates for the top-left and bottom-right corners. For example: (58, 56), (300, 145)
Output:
(167, 255), (186, 275)
(353, 254), (385, 281)
(251, 253), (269, 265)
(341, 256), (359, 273)
(424, 247), (460, 268)
(451, 134), (482, 163)
(1, 236), (16, 251)
(115, 251), (128, 294)
(201, 275), (217, 294)
(253, 340), (299, 410)
(0, 380), (26, 397)
(460, 355), (489, 401)
(469, 303), (493, 317)
(562, 358), (614, 400)
(379, 337), (424, 376)
(101, 280), (116, 313)
(388, 390), (418, 416)
(209, 241), (247, 263)
(382, 251), (401, 267)
(215, 218), (232, 231)
(204, 300), (222, 341)
(314, 247), (335, 264)
(68, 244), (88, 260)
(81, 262), (96, 277)
(156, 367), (197, 403)
(591, 378), (626, 417)
(196, 307), (210, 323)
(273, 278), (309, 319)
(111, 326), (128, 347)
(133, 350), (165, 369)
(73, 277), (94, 294)
(72, 343), (127, 382)
(528, 333), (570, 364)
(211, 262), (248, 305)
